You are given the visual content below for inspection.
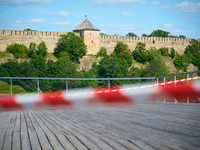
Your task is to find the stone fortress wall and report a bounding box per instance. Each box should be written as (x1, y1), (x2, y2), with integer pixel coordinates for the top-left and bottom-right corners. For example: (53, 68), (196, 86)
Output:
(100, 35), (200, 54)
(0, 30), (80, 53)
(0, 29), (200, 54)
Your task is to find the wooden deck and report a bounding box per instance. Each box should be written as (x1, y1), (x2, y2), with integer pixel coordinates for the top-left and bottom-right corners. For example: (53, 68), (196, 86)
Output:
(0, 103), (200, 150)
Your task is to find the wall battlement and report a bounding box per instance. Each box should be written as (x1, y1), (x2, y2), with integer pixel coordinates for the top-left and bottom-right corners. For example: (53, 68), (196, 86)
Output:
(101, 35), (200, 42)
(0, 29), (199, 55)
(0, 29), (69, 37)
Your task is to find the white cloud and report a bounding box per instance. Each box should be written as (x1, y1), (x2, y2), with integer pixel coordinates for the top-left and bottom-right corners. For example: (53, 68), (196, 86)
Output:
(29, 18), (47, 23)
(154, 23), (173, 30)
(161, 5), (171, 9)
(163, 23), (173, 28)
(174, 1), (200, 14)
(151, 1), (160, 5)
(48, 11), (71, 17)
(92, 0), (146, 5)
(0, 0), (54, 6)
(171, 29), (195, 34)
(54, 21), (70, 26)
(121, 11), (132, 16)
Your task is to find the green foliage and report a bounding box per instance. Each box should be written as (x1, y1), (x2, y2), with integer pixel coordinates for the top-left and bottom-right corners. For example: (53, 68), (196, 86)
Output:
(0, 81), (27, 94)
(6, 43), (28, 58)
(24, 28), (36, 31)
(179, 35), (186, 38)
(144, 54), (170, 77)
(126, 32), (137, 37)
(133, 42), (148, 64)
(149, 30), (170, 37)
(96, 47), (107, 58)
(193, 53), (200, 70)
(142, 34), (148, 37)
(174, 54), (190, 72)
(37, 41), (47, 57)
(27, 42), (37, 58)
(97, 53), (129, 78)
(114, 41), (133, 67)
(185, 39), (200, 54)
(54, 32), (87, 62)
(0, 51), (10, 58)
(0, 81), (10, 93)
(170, 47), (176, 59)
(159, 47), (169, 56)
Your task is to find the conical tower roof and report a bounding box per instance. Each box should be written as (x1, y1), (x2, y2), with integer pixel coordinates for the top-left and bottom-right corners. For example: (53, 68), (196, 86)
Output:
(73, 19), (100, 31)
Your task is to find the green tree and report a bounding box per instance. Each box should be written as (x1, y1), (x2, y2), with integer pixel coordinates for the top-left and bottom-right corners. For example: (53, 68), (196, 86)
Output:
(170, 47), (176, 59)
(149, 30), (170, 37)
(142, 34), (148, 37)
(54, 32), (87, 62)
(97, 53), (129, 78)
(6, 43), (28, 58)
(174, 54), (190, 72)
(185, 39), (200, 54)
(37, 41), (47, 57)
(27, 42), (37, 58)
(114, 41), (133, 67)
(96, 47), (107, 58)
(133, 42), (148, 64)
(144, 55), (170, 77)
(159, 47), (169, 56)
(126, 32), (137, 37)
(179, 35), (186, 38)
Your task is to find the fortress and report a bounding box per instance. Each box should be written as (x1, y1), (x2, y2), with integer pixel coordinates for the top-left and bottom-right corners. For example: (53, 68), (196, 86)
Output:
(0, 19), (200, 55)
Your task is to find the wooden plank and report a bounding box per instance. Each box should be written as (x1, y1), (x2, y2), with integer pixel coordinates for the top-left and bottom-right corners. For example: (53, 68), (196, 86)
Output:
(0, 112), (14, 150)
(20, 111), (31, 150)
(12, 111), (21, 150)
(30, 110), (64, 150)
(40, 110), (89, 150)
(35, 110), (76, 150)
(2, 111), (17, 150)
(24, 111), (42, 150)
(27, 110), (53, 150)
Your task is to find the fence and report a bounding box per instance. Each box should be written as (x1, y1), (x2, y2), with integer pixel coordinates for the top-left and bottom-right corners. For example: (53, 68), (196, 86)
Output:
(0, 71), (200, 97)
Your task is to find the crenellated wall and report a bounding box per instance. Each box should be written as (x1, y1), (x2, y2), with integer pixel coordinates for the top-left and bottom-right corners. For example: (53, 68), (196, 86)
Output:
(0, 29), (199, 54)
(100, 35), (200, 54)
(0, 30), (80, 53)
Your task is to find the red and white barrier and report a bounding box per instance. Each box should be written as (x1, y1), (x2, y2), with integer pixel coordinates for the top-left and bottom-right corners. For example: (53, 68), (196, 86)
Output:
(0, 76), (200, 111)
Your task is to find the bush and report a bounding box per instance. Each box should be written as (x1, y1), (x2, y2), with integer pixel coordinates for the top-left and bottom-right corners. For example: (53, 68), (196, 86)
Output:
(96, 47), (107, 58)
(159, 47), (169, 56)
(6, 43), (28, 58)
(174, 54), (190, 72)
(170, 47), (176, 59)
(133, 42), (148, 64)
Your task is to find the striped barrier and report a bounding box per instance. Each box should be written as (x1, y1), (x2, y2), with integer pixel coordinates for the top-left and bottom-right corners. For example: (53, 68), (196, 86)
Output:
(0, 76), (200, 111)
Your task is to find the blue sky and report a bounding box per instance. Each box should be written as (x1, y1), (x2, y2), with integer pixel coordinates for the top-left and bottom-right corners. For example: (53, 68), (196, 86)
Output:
(0, 0), (200, 38)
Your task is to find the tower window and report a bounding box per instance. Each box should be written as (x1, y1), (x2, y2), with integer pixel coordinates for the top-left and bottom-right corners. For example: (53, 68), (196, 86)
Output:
(90, 33), (91, 35)
(91, 40), (93, 43)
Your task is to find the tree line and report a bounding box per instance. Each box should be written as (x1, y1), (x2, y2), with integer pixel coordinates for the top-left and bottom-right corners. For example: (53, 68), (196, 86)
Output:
(0, 32), (199, 93)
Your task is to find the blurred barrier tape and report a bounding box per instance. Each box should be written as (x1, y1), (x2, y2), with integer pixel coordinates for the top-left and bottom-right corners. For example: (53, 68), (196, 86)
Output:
(0, 76), (200, 111)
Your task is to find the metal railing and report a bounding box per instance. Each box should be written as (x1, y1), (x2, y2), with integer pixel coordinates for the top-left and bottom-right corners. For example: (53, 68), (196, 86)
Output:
(0, 71), (199, 96)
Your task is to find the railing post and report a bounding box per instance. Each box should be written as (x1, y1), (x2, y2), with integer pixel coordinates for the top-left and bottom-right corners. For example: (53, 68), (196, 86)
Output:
(66, 80), (68, 93)
(108, 80), (110, 90)
(164, 77), (165, 103)
(157, 78), (159, 103)
(187, 74), (189, 104)
(10, 79), (12, 97)
(174, 75), (177, 104)
(37, 79), (39, 95)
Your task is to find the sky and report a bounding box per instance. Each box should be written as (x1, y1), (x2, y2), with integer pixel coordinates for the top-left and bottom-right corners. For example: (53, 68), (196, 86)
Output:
(0, 0), (200, 38)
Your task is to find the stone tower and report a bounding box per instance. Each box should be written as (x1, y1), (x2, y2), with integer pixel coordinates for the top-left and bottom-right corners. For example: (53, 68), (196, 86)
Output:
(73, 19), (100, 54)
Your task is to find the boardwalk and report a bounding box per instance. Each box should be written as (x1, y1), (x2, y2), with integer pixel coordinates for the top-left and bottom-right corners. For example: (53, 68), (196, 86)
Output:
(0, 103), (200, 150)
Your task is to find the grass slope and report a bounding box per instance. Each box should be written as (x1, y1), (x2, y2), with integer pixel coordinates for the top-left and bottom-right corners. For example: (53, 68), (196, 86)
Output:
(0, 81), (27, 94)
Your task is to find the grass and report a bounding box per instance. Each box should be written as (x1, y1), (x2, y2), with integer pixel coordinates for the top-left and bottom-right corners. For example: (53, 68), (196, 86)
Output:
(0, 51), (11, 58)
(46, 52), (57, 62)
(0, 81), (27, 94)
